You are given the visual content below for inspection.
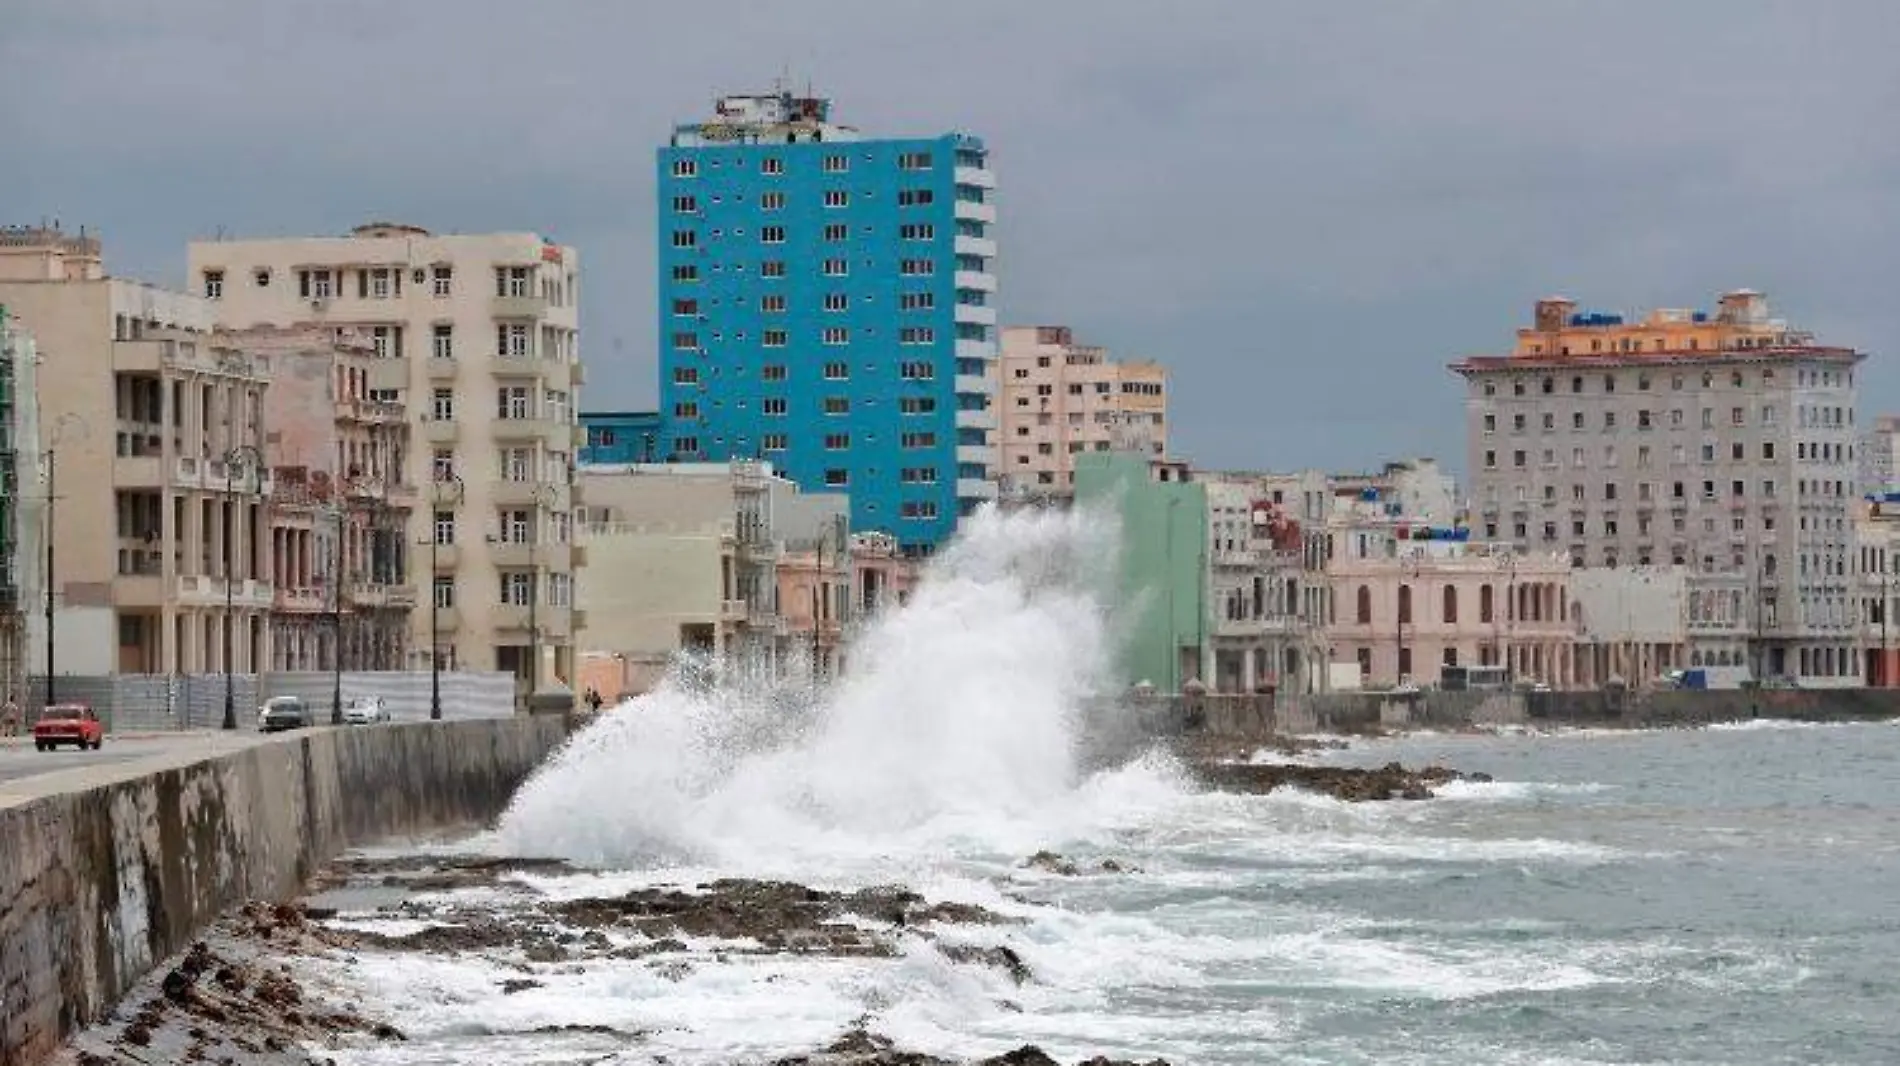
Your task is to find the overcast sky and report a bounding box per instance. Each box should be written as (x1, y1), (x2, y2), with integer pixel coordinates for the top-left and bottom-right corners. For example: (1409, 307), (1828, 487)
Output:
(5, 1), (1897, 476)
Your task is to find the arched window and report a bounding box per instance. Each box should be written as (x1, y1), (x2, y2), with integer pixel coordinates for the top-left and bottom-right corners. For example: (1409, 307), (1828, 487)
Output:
(1355, 585), (1372, 624)
(1443, 586), (1459, 624)
(1480, 584), (1494, 624)
(1398, 584), (1413, 625)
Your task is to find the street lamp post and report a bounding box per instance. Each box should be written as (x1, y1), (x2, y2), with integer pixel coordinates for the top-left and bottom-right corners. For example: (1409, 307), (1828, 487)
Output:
(425, 476), (464, 719)
(222, 444), (262, 731)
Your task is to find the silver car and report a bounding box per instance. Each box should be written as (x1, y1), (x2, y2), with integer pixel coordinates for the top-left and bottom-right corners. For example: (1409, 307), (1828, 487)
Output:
(342, 696), (389, 725)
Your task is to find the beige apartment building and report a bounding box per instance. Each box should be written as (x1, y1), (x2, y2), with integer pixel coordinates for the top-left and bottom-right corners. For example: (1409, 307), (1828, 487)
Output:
(188, 224), (583, 690)
(0, 228), (274, 677)
(240, 326), (415, 671)
(998, 325), (1167, 499)
(1453, 290), (1866, 684)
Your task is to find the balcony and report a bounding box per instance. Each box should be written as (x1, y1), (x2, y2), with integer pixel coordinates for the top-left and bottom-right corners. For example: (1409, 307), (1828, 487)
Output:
(955, 408), (996, 431)
(491, 605), (533, 634)
(953, 235), (998, 259)
(432, 606), (460, 632)
(341, 399), (405, 425)
(175, 575), (272, 608)
(492, 294), (550, 319)
(113, 574), (166, 608)
(493, 480), (559, 507)
(426, 356), (458, 381)
(953, 270), (997, 292)
(428, 543), (460, 569)
(425, 419), (458, 444)
(955, 339), (994, 361)
(349, 583), (418, 610)
(488, 353), (544, 378)
(954, 303), (998, 326)
(956, 444), (992, 466)
(957, 477), (999, 500)
(953, 165), (996, 190)
(720, 599), (747, 622)
(953, 374), (989, 397)
(487, 541), (538, 568)
(367, 360), (409, 392)
(112, 339), (166, 373)
(571, 362), (588, 386)
(173, 456), (205, 489)
(273, 585), (327, 612)
(1213, 548), (1259, 568)
(492, 417), (565, 441)
(953, 199), (998, 224)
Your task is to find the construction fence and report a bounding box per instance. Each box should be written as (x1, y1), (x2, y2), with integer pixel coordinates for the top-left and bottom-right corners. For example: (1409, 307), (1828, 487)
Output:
(18, 671), (518, 733)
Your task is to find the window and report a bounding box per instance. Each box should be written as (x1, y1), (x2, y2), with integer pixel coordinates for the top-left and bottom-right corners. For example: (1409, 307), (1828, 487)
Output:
(673, 402), (699, 419)
(898, 151), (934, 170)
(672, 265), (699, 282)
(432, 450), (456, 482)
(824, 189), (849, 207)
(297, 269), (334, 300)
(498, 323), (530, 357)
(900, 327), (936, 345)
(671, 230), (697, 249)
(496, 266), (530, 298)
(760, 191), (786, 211)
(823, 293), (849, 312)
(431, 324), (453, 360)
(901, 432), (937, 448)
(762, 398), (788, 415)
(672, 159), (697, 178)
(901, 292), (935, 311)
(673, 436), (699, 455)
(761, 364), (787, 382)
(1483, 414), (1496, 433)
(823, 361), (849, 380)
(897, 188), (935, 207)
(760, 226), (786, 244)
(672, 368), (699, 386)
(900, 223), (936, 241)
(1763, 442), (1776, 461)
(1732, 406), (1745, 426)
(823, 327), (849, 345)
(900, 361), (934, 380)
(761, 260), (786, 278)
(1443, 586), (1458, 624)
(824, 469), (849, 487)
(500, 571), (535, 607)
(433, 510), (456, 545)
(900, 397), (937, 415)
(824, 397), (851, 415)
(672, 195), (698, 213)
(763, 433), (787, 451)
(824, 223), (849, 242)
(670, 331), (698, 351)
(900, 259), (935, 276)
(497, 386), (530, 420)
(431, 388), (454, 422)
(499, 448), (532, 482)
(825, 433), (851, 450)
(760, 157), (784, 176)
(434, 575), (455, 609)
(823, 258), (849, 276)
(824, 154), (849, 173)
(760, 294), (785, 313)
(203, 270), (224, 299)
(763, 329), (788, 347)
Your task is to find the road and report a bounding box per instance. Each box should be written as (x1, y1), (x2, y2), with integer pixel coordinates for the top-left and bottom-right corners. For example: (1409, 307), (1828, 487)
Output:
(0, 733), (260, 786)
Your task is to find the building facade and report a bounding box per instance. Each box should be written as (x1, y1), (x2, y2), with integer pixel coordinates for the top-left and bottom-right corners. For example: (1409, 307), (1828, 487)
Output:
(0, 228), (274, 678)
(997, 325), (1167, 500)
(0, 303), (40, 699)
(580, 410), (662, 465)
(239, 326), (415, 672)
(655, 91), (999, 554)
(1453, 290), (1865, 683)
(1074, 451), (1207, 693)
(1200, 473), (1321, 695)
(187, 224), (583, 690)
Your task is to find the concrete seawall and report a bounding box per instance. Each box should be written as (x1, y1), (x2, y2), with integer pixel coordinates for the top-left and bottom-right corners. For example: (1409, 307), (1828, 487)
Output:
(0, 718), (568, 1066)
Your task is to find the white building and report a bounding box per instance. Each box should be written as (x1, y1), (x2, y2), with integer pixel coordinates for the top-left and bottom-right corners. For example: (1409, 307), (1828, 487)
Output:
(187, 224), (583, 691)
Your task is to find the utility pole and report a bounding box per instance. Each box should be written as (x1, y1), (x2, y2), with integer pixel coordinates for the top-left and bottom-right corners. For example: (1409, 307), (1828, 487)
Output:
(222, 445), (261, 731)
(43, 414), (85, 709)
(331, 438), (344, 726)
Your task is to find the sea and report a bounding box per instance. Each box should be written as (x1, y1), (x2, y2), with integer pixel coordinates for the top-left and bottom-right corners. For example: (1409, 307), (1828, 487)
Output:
(304, 508), (1900, 1066)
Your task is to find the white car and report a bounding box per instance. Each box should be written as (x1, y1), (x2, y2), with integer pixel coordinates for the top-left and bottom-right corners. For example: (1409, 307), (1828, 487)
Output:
(342, 696), (389, 725)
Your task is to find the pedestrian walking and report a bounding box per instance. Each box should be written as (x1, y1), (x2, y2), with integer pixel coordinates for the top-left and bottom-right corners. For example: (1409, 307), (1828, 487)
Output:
(1, 697), (19, 737)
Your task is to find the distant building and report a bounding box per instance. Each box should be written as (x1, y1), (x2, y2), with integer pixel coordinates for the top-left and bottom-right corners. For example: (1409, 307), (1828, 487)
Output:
(1322, 491), (1574, 688)
(187, 223), (584, 691)
(1074, 451), (1207, 693)
(1855, 498), (1900, 686)
(1858, 415), (1900, 497)
(580, 410), (662, 465)
(996, 325), (1166, 500)
(574, 460), (850, 690)
(1452, 290), (1866, 684)
(1197, 472), (1321, 695)
(655, 90), (999, 554)
(0, 227), (272, 678)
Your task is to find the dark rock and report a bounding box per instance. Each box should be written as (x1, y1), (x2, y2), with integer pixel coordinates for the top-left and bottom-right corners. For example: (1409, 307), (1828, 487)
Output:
(500, 978), (543, 994)
(1194, 760), (1484, 801)
(939, 943), (1033, 984)
(1024, 850), (1078, 876)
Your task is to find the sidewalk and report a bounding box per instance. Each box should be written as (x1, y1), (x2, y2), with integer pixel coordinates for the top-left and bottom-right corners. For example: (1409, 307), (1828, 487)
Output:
(0, 730), (224, 748)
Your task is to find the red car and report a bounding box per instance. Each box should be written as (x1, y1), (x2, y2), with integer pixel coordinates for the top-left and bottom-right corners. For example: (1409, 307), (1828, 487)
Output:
(34, 704), (104, 751)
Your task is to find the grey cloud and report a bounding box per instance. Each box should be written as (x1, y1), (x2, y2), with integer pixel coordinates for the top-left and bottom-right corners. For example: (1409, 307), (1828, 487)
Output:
(4, 0), (1896, 474)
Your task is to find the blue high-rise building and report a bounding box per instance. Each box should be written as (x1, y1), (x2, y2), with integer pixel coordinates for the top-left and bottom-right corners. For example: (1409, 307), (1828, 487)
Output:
(579, 410), (663, 465)
(656, 91), (998, 555)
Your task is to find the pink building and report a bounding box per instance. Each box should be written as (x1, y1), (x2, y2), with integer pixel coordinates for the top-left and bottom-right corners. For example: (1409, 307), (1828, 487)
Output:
(998, 325), (1167, 499)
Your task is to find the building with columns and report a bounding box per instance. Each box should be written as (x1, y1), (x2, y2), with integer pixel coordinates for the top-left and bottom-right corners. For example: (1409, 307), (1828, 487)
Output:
(1323, 490), (1575, 688)
(0, 227), (274, 678)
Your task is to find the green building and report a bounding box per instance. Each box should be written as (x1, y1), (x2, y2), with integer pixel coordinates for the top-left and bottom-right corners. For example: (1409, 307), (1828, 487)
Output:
(1074, 451), (1207, 694)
